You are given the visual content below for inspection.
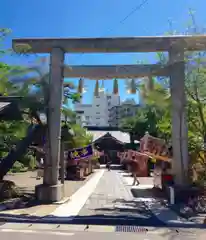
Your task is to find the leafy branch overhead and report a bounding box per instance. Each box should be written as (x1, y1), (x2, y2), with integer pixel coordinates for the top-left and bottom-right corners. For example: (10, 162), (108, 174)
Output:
(121, 11), (206, 184)
(0, 28), (89, 165)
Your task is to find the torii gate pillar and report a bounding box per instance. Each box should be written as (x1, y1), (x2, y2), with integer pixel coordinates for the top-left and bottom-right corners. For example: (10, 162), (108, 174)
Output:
(35, 47), (65, 202)
(169, 47), (189, 186)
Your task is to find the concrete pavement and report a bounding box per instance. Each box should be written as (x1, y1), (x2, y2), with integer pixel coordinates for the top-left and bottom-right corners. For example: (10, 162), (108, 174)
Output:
(119, 172), (205, 228)
(0, 168), (163, 226)
(67, 169), (164, 226)
(51, 169), (105, 218)
(0, 166), (206, 239)
(0, 166), (205, 230)
(0, 169), (106, 223)
(1, 170), (93, 216)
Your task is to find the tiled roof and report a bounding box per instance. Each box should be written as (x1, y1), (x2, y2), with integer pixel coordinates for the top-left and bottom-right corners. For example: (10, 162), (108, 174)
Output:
(0, 102), (11, 112)
(88, 130), (130, 143)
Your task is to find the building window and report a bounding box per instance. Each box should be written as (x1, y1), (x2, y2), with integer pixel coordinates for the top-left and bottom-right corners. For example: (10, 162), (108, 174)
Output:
(96, 112), (100, 114)
(107, 96), (111, 100)
(96, 117), (100, 119)
(85, 116), (89, 120)
(96, 104), (100, 107)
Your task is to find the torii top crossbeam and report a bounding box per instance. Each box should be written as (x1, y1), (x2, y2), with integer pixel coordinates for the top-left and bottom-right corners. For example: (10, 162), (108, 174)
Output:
(12, 35), (206, 53)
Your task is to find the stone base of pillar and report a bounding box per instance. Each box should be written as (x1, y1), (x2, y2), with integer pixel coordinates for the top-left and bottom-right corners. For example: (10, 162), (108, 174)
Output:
(35, 184), (64, 203)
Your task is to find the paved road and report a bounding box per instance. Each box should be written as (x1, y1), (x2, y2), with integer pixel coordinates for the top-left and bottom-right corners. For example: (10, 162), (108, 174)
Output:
(0, 227), (205, 240)
(73, 169), (164, 226)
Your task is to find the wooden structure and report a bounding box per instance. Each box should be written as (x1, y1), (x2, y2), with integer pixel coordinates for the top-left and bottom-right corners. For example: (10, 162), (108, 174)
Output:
(140, 133), (172, 163)
(12, 35), (206, 201)
(139, 133), (173, 187)
(65, 157), (93, 180)
(119, 132), (172, 179)
(93, 133), (124, 164)
(89, 128), (130, 164)
(119, 150), (150, 177)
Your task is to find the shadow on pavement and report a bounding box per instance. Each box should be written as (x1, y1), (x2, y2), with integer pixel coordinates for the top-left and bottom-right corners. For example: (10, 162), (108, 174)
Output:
(0, 212), (205, 229)
(0, 198), (163, 226)
(0, 212), (165, 227)
(0, 196), (163, 227)
(131, 187), (165, 199)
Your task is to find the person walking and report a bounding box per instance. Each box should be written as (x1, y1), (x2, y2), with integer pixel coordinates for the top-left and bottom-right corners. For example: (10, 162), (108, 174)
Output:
(130, 156), (140, 186)
(104, 153), (111, 171)
(36, 157), (44, 180)
(106, 159), (111, 171)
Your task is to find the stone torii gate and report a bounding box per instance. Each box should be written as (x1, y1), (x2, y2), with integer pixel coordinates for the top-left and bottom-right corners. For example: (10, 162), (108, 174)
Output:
(13, 36), (206, 202)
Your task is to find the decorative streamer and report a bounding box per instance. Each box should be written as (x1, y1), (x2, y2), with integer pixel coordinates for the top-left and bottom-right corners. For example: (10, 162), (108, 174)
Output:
(94, 80), (99, 96)
(130, 79), (136, 94)
(78, 78), (84, 93)
(146, 75), (154, 91)
(141, 84), (147, 98)
(125, 80), (131, 94)
(113, 78), (119, 94)
(100, 80), (105, 92)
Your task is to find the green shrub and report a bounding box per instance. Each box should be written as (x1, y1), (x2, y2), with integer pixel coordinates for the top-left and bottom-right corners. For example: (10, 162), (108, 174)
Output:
(19, 152), (36, 169)
(28, 155), (37, 170)
(20, 152), (32, 166)
(0, 151), (8, 158)
(11, 161), (25, 173)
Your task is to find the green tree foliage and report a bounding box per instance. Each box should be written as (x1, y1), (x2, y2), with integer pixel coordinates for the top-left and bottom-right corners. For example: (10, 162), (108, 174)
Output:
(0, 28), (31, 159)
(0, 28), (89, 173)
(71, 124), (93, 147)
(120, 106), (160, 142)
(122, 11), (206, 184)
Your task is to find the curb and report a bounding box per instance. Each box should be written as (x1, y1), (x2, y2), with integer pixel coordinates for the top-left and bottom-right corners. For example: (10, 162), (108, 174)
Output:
(0, 215), (206, 229)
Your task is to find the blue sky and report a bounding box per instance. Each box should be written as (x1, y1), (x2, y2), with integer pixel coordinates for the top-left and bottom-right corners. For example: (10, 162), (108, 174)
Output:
(1, 0), (206, 104)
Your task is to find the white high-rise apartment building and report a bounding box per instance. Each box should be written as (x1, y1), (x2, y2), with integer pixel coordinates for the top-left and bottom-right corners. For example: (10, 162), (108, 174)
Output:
(75, 91), (120, 127)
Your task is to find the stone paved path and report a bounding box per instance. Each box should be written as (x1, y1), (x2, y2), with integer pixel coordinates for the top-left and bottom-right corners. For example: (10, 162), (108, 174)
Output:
(74, 169), (164, 226)
(1, 171), (94, 217)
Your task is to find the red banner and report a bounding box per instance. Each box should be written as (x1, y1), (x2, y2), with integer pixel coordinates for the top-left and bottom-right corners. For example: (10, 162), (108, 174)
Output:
(140, 134), (171, 162)
(117, 150), (150, 163)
